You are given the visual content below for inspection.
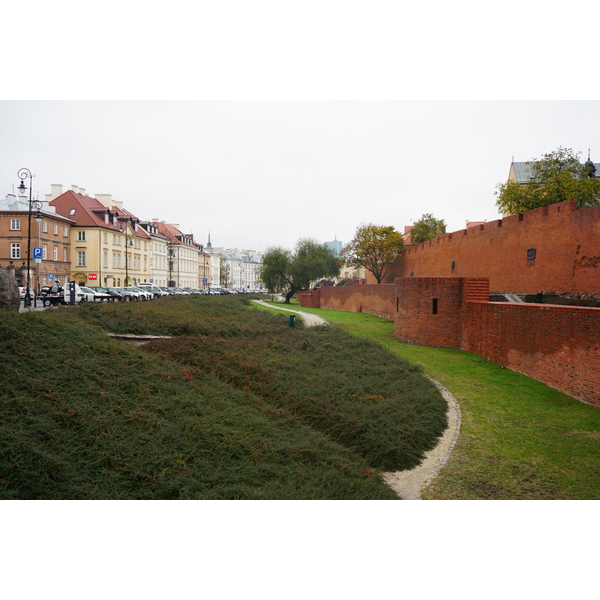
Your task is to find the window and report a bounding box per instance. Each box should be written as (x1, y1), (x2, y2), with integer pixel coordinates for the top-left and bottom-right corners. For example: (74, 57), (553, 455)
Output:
(10, 243), (20, 259)
(63, 226), (68, 237)
(77, 231), (86, 241)
(103, 252), (108, 268)
(53, 246), (58, 261)
(103, 232), (108, 244)
(53, 223), (58, 235)
(42, 221), (48, 233)
(10, 219), (20, 230)
(43, 244), (48, 260)
(69, 209), (76, 216)
(77, 251), (86, 267)
(63, 247), (68, 262)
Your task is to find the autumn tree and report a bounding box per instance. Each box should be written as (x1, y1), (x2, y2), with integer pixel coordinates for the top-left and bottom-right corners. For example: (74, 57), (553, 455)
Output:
(495, 146), (600, 215)
(410, 214), (447, 245)
(341, 224), (404, 284)
(259, 238), (340, 303)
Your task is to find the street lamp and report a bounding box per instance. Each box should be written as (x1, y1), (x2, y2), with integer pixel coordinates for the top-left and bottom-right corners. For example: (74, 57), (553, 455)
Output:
(17, 168), (43, 307)
(167, 243), (175, 287)
(119, 221), (133, 286)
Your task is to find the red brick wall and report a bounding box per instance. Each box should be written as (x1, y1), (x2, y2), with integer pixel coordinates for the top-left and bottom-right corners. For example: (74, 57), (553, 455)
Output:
(298, 285), (396, 320)
(378, 200), (600, 294)
(299, 275), (599, 407)
(297, 289), (321, 308)
(395, 277), (465, 348)
(465, 302), (600, 407)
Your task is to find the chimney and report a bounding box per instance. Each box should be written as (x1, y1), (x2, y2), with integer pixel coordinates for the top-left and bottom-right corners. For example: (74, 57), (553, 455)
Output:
(71, 185), (79, 193)
(79, 187), (86, 196)
(95, 194), (113, 208)
(45, 184), (63, 204)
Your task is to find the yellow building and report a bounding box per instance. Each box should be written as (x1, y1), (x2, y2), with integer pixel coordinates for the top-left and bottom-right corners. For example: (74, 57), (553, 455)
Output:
(48, 185), (151, 287)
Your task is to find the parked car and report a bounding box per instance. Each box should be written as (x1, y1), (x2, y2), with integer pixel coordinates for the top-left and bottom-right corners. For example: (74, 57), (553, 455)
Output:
(138, 283), (166, 298)
(19, 287), (36, 301)
(114, 287), (138, 301)
(131, 286), (153, 301)
(80, 286), (111, 302)
(88, 286), (122, 301)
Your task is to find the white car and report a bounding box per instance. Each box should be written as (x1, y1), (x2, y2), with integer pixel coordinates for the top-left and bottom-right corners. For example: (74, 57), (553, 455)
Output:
(80, 286), (111, 302)
(19, 287), (36, 300)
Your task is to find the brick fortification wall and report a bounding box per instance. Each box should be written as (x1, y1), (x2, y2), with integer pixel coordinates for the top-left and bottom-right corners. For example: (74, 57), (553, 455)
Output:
(395, 276), (600, 407)
(299, 285), (396, 320)
(465, 301), (600, 407)
(379, 200), (600, 295)
(394, 277), (489, 349)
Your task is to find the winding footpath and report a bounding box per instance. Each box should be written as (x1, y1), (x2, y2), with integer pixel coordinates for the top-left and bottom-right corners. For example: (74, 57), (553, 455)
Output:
(253, 299), (462, 499)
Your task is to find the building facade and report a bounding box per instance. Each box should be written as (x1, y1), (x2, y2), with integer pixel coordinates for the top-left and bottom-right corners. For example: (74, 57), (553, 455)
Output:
(48, 185), (152, 287)
(153, 221), (199, 289)
(1, 193), (74, 291)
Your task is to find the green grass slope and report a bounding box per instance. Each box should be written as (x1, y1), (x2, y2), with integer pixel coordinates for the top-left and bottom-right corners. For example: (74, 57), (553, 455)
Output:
(0, 296), (447, 499)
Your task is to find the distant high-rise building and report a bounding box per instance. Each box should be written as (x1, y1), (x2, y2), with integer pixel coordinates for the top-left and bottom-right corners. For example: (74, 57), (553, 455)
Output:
(325, 237), (342, 257)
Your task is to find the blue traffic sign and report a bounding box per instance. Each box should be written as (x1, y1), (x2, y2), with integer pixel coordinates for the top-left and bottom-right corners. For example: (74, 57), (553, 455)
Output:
(33, 247), (42, 260)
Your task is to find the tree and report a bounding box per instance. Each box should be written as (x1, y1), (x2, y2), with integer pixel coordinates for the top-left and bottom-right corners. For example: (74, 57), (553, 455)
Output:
(259, 238), (340, 303)
(410, 214), (447, 245)
(495, 146), (600, 215)
(341, 223), (404, 284)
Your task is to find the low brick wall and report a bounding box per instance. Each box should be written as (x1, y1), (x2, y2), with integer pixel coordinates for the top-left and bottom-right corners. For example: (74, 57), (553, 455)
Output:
(465, 302), (600, 407)
(297, 289), (321, 308)
(298, 285), (395, 320)
(301, 277), (600, 407)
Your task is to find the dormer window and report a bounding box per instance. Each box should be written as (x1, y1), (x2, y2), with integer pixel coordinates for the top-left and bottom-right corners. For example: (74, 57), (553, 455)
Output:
(69, 209), (76, 216)
(105, 212), (109, 224)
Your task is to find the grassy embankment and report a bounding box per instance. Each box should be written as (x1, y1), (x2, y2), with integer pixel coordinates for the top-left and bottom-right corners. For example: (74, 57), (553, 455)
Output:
(0, 295), (448, 500)
(258, 298), (600, 499)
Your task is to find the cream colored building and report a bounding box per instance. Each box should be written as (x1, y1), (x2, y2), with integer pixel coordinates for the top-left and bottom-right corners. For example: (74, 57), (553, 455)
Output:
(48, 185), (151, 287)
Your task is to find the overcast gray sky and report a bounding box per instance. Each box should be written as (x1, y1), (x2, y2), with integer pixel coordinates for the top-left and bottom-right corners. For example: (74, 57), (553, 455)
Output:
(2, 100), (599, 252)
(2, 2), (598, 255)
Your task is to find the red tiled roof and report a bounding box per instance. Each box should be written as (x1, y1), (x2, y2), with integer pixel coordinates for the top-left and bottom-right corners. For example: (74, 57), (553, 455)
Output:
(49, 190), (150, 240)
(153, 221), (197, 247)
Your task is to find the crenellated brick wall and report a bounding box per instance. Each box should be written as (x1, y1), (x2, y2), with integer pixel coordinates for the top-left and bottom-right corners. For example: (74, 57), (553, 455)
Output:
(295, 200), (600, 406)
(377, 200), (600, 295)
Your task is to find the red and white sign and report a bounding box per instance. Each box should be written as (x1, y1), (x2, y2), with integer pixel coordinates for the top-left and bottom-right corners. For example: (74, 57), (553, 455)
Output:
(88, 274), (98, 280)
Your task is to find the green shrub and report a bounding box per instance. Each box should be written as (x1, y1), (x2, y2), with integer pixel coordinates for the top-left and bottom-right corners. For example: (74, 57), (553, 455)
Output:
(0, 297), (447, 499)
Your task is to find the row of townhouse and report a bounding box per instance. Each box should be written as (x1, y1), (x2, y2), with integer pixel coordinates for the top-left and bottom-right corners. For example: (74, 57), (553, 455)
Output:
(1, 182), (264, 292)
(209, 246), (263, 291)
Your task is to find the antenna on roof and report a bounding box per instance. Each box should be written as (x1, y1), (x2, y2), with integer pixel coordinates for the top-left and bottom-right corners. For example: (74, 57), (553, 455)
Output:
(512, 152), (514, 162)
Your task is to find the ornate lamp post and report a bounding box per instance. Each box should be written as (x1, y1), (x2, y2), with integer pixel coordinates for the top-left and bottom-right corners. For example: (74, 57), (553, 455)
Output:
(119, 220), (133, 286)
(167, 242), (175, 287)
(17, 168), (43, 307)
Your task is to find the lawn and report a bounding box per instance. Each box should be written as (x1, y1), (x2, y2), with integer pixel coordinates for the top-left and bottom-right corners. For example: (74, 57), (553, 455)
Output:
(257, 298), (600, 499)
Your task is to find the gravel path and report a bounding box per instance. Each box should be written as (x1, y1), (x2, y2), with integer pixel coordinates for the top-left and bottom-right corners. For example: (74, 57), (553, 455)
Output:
(252, 300), (329, 327)
(253, 300), (462, 499)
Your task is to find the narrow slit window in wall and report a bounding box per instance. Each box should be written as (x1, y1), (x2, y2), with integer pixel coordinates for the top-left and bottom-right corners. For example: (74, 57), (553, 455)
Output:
(432, 298), (438, 314)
